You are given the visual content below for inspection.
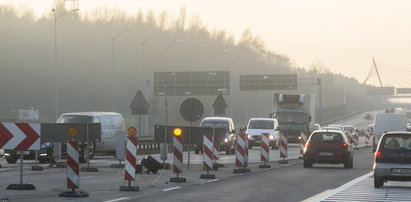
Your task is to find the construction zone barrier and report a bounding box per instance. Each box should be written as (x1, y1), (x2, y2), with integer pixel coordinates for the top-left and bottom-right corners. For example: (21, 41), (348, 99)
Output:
(59, 140), (88, 197)
(200, 134), (215, 179)
(279, 131), (288, 164)
(259, 133), (271, 168)
(299, 131), (308, 158)
(120, 127), (139, 191)
(233, 129), (250, 173)
(352, 130), (359, 149)
(365, 129), (370, 146)
(170, 128), (186, 182)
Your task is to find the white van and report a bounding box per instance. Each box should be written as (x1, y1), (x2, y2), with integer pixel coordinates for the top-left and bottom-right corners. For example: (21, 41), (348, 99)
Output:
(246, 118), (279, 149)
(56, 112), (126, 159)
(373, 113), (406, 150)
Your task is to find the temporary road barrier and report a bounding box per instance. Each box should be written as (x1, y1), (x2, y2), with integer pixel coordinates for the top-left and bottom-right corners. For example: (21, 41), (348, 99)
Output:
(200, 134), (215, 179)
(352, 130), (359, 149)
(259, 133), (271, 168)
(2, 122), (40, 190)
(299, 131), (308, 158)
(212, 144), (222, 169)
(279, 131), (288, 164)
(120, 127), (139, 191)
(170, 128), (186, 182)
(59, 140), (88, 197)
(233, 132), (250, 173)
(365, 129), (370, 146)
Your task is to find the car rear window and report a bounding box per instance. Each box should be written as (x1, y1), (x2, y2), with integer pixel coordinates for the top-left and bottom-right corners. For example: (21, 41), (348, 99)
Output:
(201, 120), (229, 132)
(310, 132), (343, 143)
(249, 120), (274, 129)
(381, 135), (411, 150)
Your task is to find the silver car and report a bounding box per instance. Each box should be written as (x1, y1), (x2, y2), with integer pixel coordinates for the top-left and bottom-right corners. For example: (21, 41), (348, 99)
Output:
(373, 131), (411, 188)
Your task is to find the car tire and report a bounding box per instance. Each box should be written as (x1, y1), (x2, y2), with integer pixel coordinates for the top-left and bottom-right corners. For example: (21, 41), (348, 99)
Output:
(194, 148), (200, 154)
(303, 160), (312, 168)
(225, 148), (231, 155)
(230, 147), (235, 154)
(6, 157), (18, 164)
(38, 158), (50, 164)
(374, 176), (384, 188)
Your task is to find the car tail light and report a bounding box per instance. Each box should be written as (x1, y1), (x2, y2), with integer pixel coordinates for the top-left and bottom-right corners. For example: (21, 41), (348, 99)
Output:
(375, 151), (384, 162)
(341, 143), (347, 148)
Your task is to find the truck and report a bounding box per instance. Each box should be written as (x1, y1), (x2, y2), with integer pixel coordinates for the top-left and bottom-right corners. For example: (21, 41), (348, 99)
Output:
(272, 94), (315, 143)
(372, 113), (406, 151)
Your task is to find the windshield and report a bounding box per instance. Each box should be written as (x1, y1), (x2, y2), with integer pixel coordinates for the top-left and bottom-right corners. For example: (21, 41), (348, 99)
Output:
(201, 121), (229, 132)
(381, 135), (411, 150)
(248, 120), (274, 129)
(276, 112), (305, 123)
(57, 115), (93, 123)
(310, 132), (344, 143)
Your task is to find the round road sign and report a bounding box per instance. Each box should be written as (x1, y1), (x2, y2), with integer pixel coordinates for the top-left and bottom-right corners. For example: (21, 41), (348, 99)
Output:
(180, 98), (204, 122)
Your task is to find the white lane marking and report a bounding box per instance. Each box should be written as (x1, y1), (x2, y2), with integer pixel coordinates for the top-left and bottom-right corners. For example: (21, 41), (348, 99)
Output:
(303, 171), (374, 202)
(104, 197), (131, 202)
(162, 186), (181, 192)
(206, 179), (220, 183)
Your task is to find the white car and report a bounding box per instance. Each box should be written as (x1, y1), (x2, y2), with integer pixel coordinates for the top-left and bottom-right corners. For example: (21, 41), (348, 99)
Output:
(246, 118), (279, 149)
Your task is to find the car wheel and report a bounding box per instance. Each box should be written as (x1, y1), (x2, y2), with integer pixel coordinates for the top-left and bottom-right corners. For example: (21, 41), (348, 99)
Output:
(231, 147), (235, 154)
(38, 158), (49, 164)
(194, 148), (200, 154)
(225, 148), (231, 155)
(374, 176), (384, 188)
(303, 160), (312, 168)
(6, 157), (18, 164)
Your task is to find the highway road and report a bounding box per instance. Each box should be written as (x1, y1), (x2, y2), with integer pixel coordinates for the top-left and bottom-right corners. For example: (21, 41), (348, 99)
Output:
(1, 110), (408, 202)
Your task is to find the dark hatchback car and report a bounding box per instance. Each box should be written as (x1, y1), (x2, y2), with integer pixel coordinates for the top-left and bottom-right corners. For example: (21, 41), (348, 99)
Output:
(373, 132), (411, 188)
(303, 130), (354, 168)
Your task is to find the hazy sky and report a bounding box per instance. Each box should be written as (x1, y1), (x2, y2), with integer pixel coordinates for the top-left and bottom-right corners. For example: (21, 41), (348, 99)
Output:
(2, 0), (411, 85)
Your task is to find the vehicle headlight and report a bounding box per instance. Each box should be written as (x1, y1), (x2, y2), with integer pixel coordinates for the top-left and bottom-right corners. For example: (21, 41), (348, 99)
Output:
(39, 153), (48, 156)
(269, 135), (274, 140)
(4, 153), (10, 156)
(247, 135), (251, 139)
(224, 138), (229, 143)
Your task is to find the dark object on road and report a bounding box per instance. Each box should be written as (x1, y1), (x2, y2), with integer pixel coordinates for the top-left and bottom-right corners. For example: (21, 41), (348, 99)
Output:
(141, 155), (162, 174)
(303, 130), (354, 169)
(373, 132), (411, 188)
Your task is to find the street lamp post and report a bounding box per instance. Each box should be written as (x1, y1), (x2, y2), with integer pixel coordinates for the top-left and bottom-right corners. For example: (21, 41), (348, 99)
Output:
(52, 8), (78, 120)
(112, 28), (133, 112)
(140, 35), (160, 72)
(187, 44), (207, 170)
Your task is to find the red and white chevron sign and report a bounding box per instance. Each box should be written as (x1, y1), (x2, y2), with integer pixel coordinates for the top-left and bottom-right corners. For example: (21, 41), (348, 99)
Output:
(0, 122), (40, 150)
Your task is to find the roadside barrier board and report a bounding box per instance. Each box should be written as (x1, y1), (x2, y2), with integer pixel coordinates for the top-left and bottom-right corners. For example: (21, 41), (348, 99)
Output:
(0, 122), (40, 150)
(259, 133), (271, 168)
(200, 134), (215, 179)
(279, 131), (288, 164)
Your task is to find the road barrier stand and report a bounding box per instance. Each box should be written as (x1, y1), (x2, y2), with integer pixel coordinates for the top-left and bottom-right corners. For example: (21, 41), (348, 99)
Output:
(279, 131), (288, 164)
(299, 131), (308, 159)
(259, 133), (271, 168)
(59, 140), (88, 197)
(3, 122), (41, 190)
(201, 134), (215, 179)
(365, 129), (370, 147)
(233, 132), (251, 173)
(120, 127), (139, 191)
(31, 150), (43, 171)
(170, 128), (186, 182)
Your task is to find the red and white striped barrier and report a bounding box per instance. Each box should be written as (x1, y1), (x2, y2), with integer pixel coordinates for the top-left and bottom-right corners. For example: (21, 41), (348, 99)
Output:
(66, 140), (79, 189)
(299, 131), (308, 155)
(261, 133), (270, 162)
(279, 131), (288, 163)
(203, 134), (213, 171)
(365, 129), (370, 146)
(0, 123), (40, 150)
(124, 136), (137, 181)
(345, 131), (352, 142)
(245, 134), (249, 167)
(173, 134), (183, 174)
(200, 134), (216, 179)
(235, 133), (246, 167)
(352, 130), (359, 147)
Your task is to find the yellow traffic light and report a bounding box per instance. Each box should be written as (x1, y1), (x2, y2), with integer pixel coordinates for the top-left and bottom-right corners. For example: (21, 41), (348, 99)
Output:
(68, 127), (78, 137)
(127, 127), (137, 136)
(173, 128), (182, 136)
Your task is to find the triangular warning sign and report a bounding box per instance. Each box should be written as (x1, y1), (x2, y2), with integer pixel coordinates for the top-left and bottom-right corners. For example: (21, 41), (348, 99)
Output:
(130, 90), (150, 115)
